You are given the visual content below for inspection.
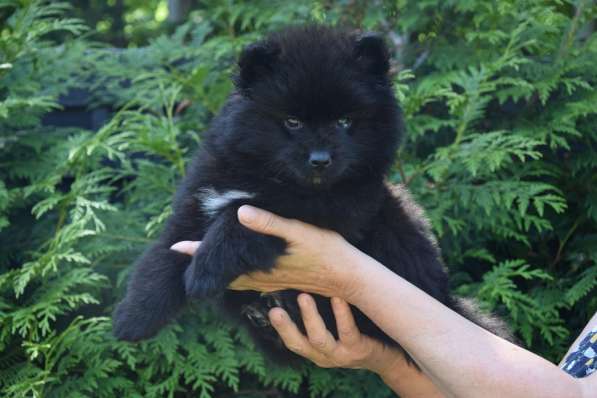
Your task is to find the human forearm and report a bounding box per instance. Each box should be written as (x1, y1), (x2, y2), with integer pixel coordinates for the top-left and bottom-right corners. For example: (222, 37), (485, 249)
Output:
(347, 256), (586, 398)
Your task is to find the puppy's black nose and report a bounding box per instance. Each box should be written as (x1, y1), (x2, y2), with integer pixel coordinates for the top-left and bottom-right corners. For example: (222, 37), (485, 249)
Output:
(309, 151), (332, 169)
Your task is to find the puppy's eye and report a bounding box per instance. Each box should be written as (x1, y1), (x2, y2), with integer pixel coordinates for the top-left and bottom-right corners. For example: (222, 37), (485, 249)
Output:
(284, 117), (303, 130)
(336, 117), (352, 129)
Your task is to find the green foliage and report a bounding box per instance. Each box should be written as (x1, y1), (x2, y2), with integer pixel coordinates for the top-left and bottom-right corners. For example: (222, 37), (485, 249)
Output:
(1, 0), (595, 396)
(391, 0), (597, 358)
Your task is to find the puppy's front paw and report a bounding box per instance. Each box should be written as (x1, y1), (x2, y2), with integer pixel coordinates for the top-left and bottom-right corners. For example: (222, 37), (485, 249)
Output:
(184, 254), (228, 299)
(113, 300), (160, 342)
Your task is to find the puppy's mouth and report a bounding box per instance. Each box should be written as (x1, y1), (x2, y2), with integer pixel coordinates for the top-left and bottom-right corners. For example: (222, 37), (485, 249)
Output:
(306, 170), (336, 188)
(292, 171), (329, 188)
(285, 166), (344, 189)
(311, 175), (323, 185)
(304, 164), (349, 188)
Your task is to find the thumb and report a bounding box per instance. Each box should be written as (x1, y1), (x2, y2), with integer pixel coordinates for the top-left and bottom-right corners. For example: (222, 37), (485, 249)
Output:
(237, 205), (300, 241)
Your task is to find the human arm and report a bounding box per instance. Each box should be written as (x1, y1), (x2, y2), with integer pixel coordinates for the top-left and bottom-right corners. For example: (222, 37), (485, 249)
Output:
(341, 253), (595, 398)
(229, 206), (596, 398)
(172, 205), (595, 398)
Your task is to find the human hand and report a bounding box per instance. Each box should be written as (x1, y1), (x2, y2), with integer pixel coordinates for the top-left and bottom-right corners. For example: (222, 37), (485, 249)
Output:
(268, 293), (403, 377)
(171, 205), (370, 300)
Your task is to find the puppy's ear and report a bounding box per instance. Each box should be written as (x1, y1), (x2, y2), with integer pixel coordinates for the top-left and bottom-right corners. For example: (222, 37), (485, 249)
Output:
(236, 41), (280, 91)
(353, 33), (390, 76)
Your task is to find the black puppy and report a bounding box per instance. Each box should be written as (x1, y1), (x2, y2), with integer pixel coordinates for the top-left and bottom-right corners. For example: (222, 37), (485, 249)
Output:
(113, 25), (511, 362)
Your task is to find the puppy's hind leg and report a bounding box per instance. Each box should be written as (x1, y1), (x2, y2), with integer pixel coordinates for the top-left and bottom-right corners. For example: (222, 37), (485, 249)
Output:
(113, 245), (190, 341)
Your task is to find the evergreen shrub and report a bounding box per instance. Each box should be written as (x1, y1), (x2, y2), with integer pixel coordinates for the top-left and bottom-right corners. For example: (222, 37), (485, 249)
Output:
(1, 1), (595, 396)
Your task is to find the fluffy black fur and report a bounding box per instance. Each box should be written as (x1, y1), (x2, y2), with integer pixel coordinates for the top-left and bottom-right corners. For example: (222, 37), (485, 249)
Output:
(113, 25), (513, 363)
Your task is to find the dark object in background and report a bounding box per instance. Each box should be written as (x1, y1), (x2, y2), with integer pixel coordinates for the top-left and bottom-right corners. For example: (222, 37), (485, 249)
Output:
(168, 0), (192, 24)
(42, 88), (112, 131)
(113, 25), (513, 364)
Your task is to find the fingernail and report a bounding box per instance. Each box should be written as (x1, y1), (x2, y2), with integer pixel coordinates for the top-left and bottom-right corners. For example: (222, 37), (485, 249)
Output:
(269, 308), (285, 324)
(238, 205), (258, 224)
(298, 293), (310, 306)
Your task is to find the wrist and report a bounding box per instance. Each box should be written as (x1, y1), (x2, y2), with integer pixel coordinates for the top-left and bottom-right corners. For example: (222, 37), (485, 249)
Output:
(367, 343), (406, 380)
(374, 349), (445, 398)
(327, 242), (370, 301)
(339, 247), (385, 304)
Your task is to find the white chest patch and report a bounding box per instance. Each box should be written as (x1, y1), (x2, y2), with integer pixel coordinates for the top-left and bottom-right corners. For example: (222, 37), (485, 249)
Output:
(196, 188), (256, 217)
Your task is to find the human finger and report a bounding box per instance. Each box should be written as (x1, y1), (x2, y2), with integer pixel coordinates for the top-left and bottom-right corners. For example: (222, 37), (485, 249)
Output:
(298, 294), (337, 354)
(268, 307), (330, 365)
(331, 297), (360, 346)
(170, 241), (201, 256)
(237, 205), (305, 242)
